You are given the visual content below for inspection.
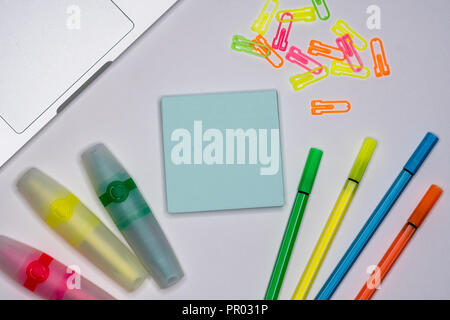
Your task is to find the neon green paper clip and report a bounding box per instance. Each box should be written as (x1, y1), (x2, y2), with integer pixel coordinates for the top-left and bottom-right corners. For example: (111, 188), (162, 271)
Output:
(331, 19), (367, 51)
(312, 0), (330, 21)
(251, 0), (279, 35)
(231, 35), (271, 58)
(290, 66), (329, 91)
(276, 7), (316, 22)
(331, 60), (370, 79)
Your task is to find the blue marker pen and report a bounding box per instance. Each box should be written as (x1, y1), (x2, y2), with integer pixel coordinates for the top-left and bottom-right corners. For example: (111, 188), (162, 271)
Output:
(316, 132), (438, 300)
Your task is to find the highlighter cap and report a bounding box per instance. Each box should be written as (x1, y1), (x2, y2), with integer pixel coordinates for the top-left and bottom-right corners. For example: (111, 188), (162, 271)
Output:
(17, 168), (71, 221)
(404, 132), (438, 175)
(81, 143), (128, 195)
(0, 235), (35, 280)
(298, 148), (323, 194)
(408, 185), (442, 228)
(81, 143), (146, 229)
(348, 137), (377, 183)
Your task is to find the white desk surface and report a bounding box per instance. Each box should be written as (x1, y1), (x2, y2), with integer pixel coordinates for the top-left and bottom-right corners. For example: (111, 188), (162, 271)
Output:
(0, 0), (449, 300)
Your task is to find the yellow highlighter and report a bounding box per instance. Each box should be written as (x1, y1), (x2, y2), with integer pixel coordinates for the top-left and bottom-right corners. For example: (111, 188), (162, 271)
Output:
(17, 168), (148, 291)
(292, 137), (377, 300)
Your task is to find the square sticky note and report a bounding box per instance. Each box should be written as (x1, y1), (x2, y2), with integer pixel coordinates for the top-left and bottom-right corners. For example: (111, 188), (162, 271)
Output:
(161, 90), (284, 213)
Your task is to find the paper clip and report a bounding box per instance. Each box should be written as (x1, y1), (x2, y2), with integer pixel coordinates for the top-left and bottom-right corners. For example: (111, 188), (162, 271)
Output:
(311, 100), (351, 115)
(286, 46), (323, 75)
(331, 19), (367, 51)
(308, 40), (345, 61)
(336, 34), (364, 72)
(272, 13), (293, 51)
(276, 7), (316, 22)
(290, 66), (329, 91)
(331, 60), (370, 79)
(251, 0), (279, 35)
(311, 0), (330, 21)
(370, 38), (390, 77)
(253, 34), (284, 68)
(231, 35), (271, 58)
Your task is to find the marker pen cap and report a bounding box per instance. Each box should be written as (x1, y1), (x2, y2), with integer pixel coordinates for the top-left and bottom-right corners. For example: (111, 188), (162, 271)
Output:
(0, 235), (115, 300)
(408, 185), (442, 228)
(298, 148), (323, 194)
(348, 137), (377, 183)
(404, 132), (439, 175)
(82, 143), (184, 289)
(17, 168), (147, 291)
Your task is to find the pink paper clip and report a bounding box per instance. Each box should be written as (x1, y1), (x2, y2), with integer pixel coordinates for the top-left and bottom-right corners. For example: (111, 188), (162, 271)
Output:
(286, 46), (323, 75)
(272, 13), (293, 52)
(336, 34), (363, 72)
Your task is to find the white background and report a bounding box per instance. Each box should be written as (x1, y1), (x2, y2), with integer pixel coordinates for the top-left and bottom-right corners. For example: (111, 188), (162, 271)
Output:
(0, 0), (449, 300)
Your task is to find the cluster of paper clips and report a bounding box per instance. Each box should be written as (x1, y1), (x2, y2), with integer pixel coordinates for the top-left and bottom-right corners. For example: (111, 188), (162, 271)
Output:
(231, 0), (391, 116)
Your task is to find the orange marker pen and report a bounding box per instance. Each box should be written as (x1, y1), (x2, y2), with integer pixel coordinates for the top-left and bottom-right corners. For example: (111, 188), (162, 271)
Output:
(356, 185), (443, 300)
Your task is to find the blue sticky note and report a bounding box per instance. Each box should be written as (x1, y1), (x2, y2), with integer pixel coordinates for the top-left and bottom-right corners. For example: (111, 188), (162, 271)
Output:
(161, 90), (284, 213)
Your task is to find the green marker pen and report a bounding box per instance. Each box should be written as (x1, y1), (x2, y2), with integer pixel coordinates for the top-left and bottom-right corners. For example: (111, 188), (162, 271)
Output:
(265, 148), (323, 300)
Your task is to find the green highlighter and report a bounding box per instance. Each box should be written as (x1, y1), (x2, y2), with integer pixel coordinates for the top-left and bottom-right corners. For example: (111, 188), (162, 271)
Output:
(82, 143), (183, 289)
(265, 148), (323, 300)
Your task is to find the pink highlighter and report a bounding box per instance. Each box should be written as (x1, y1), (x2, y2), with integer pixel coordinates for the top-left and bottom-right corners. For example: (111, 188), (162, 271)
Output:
(0, 235), (114, 300)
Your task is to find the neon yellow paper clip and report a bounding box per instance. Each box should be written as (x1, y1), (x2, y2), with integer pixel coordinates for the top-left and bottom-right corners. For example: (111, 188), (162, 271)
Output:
(251, 0), (279, 35)
(231, 35), (271, 58)
(331, 60), (370, 79)
(331, 19), (367, 51)
(290, 66), (329, 91)
(276, 7), (316, 22)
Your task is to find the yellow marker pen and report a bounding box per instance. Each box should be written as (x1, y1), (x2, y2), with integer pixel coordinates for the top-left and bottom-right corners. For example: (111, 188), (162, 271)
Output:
(17, 168), (148, 291)
(292, 137), (377, 300)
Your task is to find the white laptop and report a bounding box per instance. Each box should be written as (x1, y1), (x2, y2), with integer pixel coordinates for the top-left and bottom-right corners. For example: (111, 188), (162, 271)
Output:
(0, 0), (177, 167)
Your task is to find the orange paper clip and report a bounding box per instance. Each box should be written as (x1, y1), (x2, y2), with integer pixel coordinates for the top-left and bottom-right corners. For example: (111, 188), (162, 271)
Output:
(253, 35), (284, 68)
(370, 38), (390, 78)
(311, 100), (351, 115)
(286, 46), (323, 75)
(308, 40), (345, 61)
(272, 13), (293, 52)
(336, 34), (363, 72)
